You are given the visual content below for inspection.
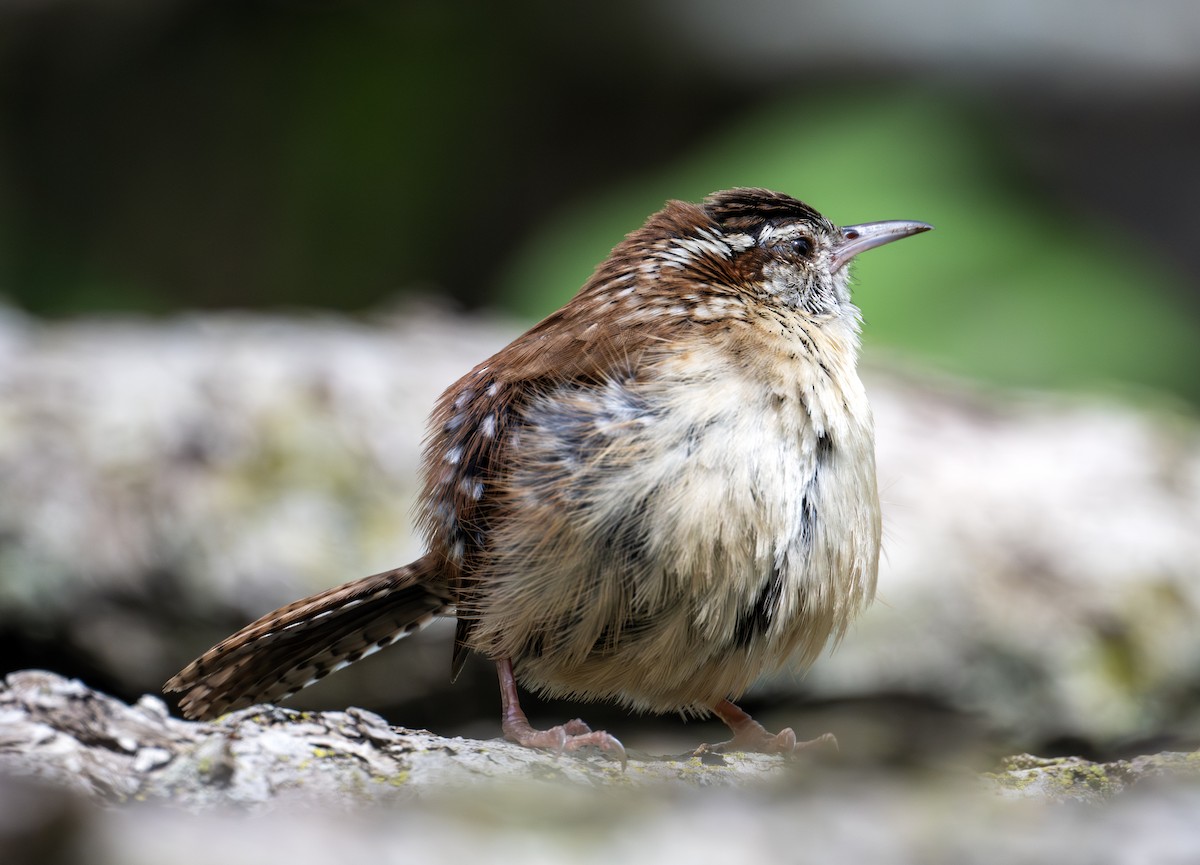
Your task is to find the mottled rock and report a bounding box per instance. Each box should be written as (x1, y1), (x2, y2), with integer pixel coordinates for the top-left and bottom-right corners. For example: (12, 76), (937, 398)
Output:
(0, 671), (796, 809)
(3, 671), (1200, 865)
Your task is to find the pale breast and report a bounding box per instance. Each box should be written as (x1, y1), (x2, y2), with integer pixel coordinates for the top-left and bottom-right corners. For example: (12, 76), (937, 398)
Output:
(471, 328), (881, 712)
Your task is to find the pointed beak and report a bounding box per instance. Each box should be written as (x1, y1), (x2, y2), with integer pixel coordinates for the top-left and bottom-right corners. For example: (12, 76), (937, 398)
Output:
(831, 220), (932, 272)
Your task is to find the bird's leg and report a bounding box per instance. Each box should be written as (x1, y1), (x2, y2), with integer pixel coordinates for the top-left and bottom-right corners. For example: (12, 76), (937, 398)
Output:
(698, 698), (837, 755)
(495, 658), (626, 765)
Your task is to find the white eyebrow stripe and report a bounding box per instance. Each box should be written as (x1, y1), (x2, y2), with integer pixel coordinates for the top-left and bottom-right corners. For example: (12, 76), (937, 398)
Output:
(671, 235), (733, 260)
(757, 223), (812, 246)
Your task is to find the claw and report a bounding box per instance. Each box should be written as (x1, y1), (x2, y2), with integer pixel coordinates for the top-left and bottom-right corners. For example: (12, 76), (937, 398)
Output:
(503, 716), (627, 767)
(697, 699), (838, 756)
(556, 726), (627, 767)
(494, 658), (627, 768)
(697, 728), (837, 756)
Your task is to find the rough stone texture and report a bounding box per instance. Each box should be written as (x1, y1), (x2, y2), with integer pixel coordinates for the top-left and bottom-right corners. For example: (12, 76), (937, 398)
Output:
(821, 372), (1200, 746)
(984, 751), (1200, 805)
(3, 671), (1200, 865)
(5, 670), (1200, 808)
(0, 671), (791, 809)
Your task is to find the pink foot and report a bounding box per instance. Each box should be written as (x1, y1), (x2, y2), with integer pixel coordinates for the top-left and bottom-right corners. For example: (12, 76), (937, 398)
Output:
(503, 715), (627, 765)
(697, 699), (838, 755)
(494, 658), (626, 766)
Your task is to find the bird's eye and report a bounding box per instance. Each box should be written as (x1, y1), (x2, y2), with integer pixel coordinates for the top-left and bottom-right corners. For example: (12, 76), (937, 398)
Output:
(788, 237), (812, 258)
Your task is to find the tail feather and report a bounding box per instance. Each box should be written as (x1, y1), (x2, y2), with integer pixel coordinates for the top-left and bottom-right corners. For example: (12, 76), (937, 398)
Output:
(165, 557), (452, 720)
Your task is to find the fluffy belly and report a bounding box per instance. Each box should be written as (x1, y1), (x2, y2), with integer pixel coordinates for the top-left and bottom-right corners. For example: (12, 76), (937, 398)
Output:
(469, 359), (880, 713)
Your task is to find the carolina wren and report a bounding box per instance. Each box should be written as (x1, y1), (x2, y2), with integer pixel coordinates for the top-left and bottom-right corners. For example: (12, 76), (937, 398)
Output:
(165, 189), (931, 761)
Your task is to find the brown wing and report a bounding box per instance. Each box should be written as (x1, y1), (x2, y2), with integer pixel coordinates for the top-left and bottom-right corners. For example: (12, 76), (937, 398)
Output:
(418, 312), (661, 678)
(417, 198), (751, 677)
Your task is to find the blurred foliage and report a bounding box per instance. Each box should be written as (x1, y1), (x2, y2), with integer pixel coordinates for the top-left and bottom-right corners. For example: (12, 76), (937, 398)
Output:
(0, 0), (707, 315)
(1, 1), (1197, 404)
(499, 91), (1200, 402)
(0, 1), (536, 312)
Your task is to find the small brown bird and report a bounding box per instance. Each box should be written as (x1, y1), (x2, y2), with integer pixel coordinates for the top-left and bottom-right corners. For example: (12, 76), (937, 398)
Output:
(165, 189), (930, 760)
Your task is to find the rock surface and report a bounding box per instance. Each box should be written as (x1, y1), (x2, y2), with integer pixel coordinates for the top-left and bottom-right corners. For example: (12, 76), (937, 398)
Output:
(984, 751), (1200, 804)
(0, 670), (790, 808)
(3, 670), (1200, 865)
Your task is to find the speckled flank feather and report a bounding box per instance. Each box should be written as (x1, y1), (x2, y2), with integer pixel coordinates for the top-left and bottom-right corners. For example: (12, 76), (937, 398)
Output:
(459, 283), (877, 713)
(418, 189), (879, 713)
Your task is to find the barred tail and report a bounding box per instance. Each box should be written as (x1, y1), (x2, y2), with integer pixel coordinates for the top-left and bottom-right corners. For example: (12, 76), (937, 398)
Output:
(164, 555), (452, 720)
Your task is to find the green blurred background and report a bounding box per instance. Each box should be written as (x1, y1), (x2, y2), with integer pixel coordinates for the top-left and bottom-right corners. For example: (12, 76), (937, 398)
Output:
(2, 0), (1198, 402)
